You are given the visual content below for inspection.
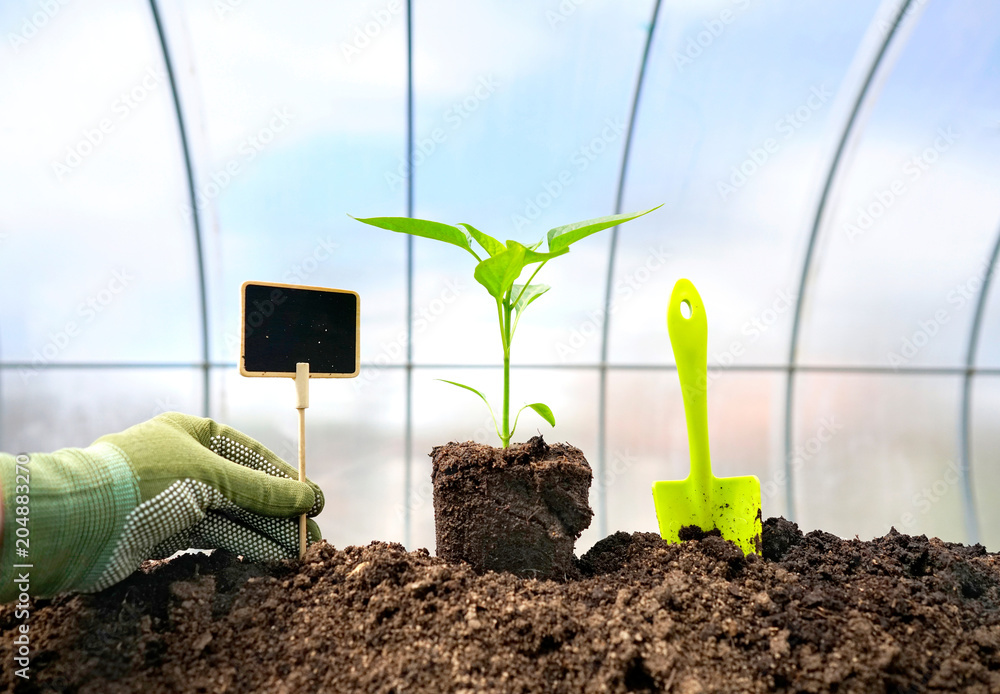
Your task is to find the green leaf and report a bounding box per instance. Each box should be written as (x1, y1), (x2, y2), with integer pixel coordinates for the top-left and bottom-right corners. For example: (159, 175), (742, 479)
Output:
(473, 241), (567, 300)
(512, 283), (550, 314)
(438, 378), (491, 404)
(545, 205), (663, 254)
(352, 215), (478, 259)
(459, 223), (505, 257)
(437, 379), (500, 440)
(473, 243), (527, 300)
(510, 401), (556, 440)
(515, 240), (568, 265)
(522, 402), (555, 427)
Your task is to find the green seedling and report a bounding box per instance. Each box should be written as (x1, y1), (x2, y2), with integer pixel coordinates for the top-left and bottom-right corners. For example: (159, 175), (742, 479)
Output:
(353, 206), (661, 447)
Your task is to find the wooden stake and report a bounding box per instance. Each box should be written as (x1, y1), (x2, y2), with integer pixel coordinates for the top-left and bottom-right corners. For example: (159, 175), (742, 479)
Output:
(295, 362), (310, 558)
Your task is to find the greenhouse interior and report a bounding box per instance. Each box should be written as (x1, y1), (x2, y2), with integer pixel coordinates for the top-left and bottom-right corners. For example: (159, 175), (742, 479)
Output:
(2, 0), (999, 561)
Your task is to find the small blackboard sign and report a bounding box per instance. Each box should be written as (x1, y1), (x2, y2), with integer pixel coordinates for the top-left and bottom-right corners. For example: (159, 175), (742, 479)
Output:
(240, 281), (360, 378)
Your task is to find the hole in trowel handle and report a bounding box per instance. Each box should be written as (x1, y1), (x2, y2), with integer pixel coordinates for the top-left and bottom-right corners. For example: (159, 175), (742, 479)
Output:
(680, 299), (692, 319)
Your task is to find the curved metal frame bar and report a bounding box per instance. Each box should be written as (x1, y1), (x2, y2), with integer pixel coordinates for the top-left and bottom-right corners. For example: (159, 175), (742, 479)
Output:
(958, 222), (1000, 544)
(596, 0), (664, 538)
(148, 0), (211, 417)
(782, 0), (914, 522)
(403, 0), (415, 547)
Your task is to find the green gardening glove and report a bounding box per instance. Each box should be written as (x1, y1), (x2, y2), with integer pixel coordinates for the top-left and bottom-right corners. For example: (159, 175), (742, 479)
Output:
(0, 412), (323, 601)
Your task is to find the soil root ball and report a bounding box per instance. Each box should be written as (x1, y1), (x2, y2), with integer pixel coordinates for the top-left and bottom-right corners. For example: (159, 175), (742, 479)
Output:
(431, 436), (593, 579)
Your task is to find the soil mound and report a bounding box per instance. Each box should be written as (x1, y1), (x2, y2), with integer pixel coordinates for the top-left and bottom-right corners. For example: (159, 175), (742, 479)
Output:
(2, 519), (998, 693)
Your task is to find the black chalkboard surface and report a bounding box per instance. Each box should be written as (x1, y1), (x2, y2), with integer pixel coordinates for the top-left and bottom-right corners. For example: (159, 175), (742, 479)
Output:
(240, 281), (360, 378)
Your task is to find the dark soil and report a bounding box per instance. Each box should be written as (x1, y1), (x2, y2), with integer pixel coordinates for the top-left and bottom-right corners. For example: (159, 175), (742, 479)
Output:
(431, 436), (593, 579)
(677, 525), (723, 542)
(2, 519), (999, 693)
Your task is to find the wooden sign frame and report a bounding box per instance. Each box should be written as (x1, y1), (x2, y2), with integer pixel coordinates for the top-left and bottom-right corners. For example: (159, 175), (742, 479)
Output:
(239, 280), (360, 379)
(239, 279), (361, 557)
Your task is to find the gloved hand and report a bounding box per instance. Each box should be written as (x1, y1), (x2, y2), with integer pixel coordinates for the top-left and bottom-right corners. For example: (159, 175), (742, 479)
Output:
(0, 412), (323, 601)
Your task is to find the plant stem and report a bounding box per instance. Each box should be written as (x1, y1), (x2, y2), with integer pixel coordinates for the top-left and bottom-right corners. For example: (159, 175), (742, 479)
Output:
(501, 296), (513, 447)
(510, 261), (548, 339)
(502, 350), (510, 447)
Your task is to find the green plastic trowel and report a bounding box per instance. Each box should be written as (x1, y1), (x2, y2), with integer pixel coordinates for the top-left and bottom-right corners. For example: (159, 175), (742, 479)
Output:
(652, 278), (762, 554)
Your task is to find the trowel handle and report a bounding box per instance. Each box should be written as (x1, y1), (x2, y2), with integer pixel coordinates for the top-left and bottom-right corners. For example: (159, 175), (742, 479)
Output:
(667, 279), (712, 487)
